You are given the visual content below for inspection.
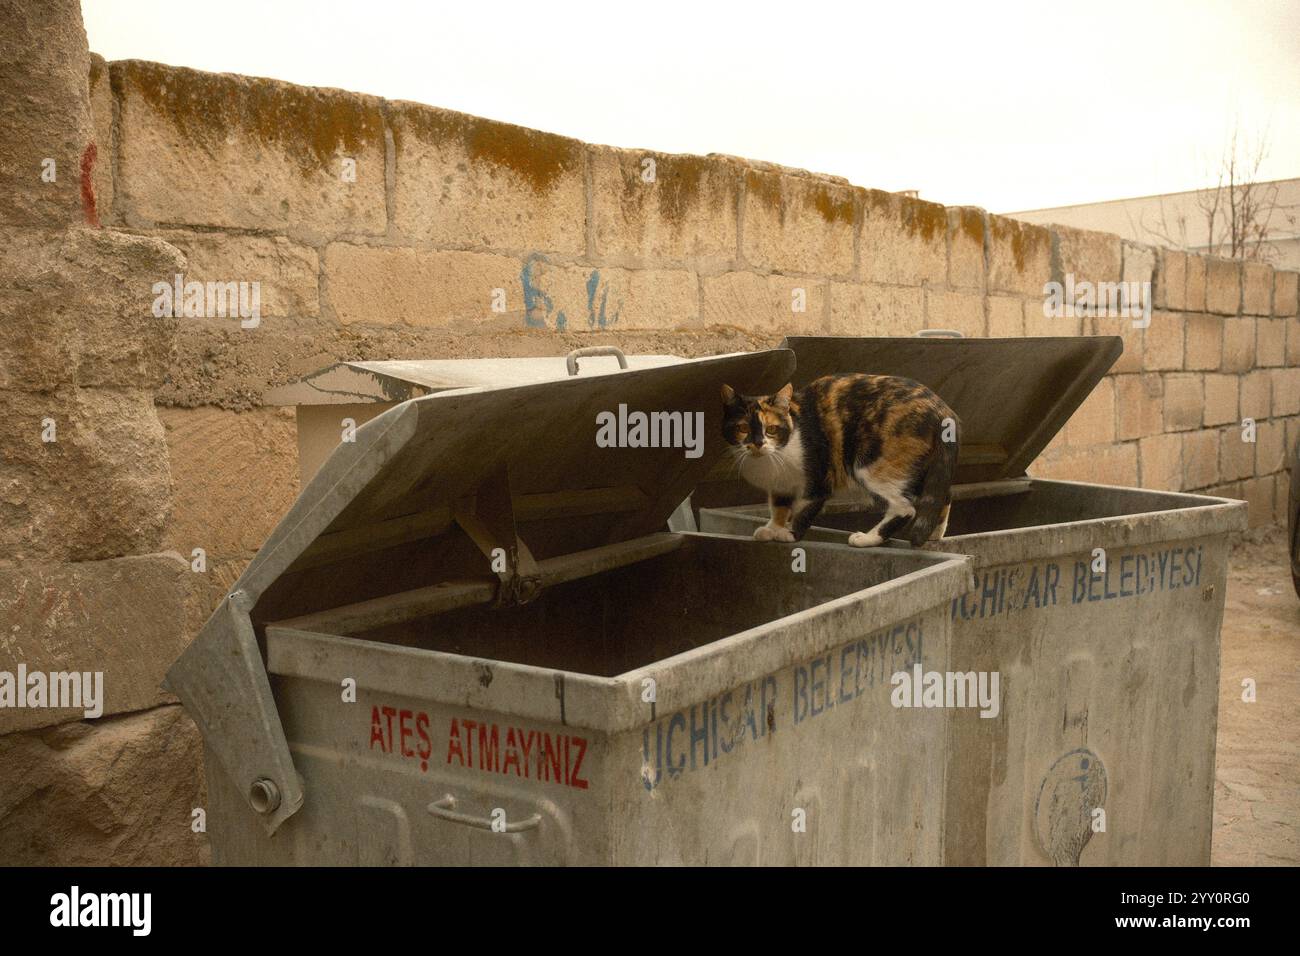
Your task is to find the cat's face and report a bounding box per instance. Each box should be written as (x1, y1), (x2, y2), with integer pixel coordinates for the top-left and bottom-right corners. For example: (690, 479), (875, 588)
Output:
(721, 383), (794, 457)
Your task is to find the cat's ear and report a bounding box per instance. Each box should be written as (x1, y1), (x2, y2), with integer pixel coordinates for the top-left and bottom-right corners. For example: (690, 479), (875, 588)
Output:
(771, 383), (794, 408)
(721, 384), (737, 405)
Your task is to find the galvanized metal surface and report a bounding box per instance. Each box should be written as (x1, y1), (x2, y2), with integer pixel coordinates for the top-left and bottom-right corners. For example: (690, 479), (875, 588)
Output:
(168, 350), (798, 834)
(207, 535), (971, 865)
(700, 478), (1248, 865)
(263, 354), (687, 406)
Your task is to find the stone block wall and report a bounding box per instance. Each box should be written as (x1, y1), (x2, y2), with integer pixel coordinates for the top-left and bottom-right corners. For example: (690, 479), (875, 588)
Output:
(80, 59), (1298, 553)
(0, 0), (207, 865)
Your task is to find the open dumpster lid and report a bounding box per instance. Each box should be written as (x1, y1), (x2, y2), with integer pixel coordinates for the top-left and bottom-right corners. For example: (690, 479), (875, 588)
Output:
(164, 348), (794, 832)
(778, 335), (1122, 484)
(263, 354), (687, 406)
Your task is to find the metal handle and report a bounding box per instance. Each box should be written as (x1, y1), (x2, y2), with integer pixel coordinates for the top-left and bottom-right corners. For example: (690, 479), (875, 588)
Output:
(915, 329), (964, 338)
(566, 346), (628, 376)
(427, 794), (542, 832)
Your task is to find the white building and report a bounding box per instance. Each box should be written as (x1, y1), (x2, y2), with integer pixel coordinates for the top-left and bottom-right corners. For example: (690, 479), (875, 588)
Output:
(1006, 178), (1300, 270)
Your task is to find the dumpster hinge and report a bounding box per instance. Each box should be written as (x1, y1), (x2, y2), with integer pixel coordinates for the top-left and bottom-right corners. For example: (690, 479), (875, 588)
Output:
(453, 465), (542, 607)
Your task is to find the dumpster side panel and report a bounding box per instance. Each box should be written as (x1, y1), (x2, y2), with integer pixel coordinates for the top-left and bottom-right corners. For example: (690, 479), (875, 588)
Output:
(944, 532), (1228, 866)
(607, 604), (953, 866)
(211, 675), (611, 865)
(700, 491), (1240, 866)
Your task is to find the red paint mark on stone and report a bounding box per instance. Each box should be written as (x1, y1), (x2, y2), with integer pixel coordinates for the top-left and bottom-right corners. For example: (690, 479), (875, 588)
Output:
(79, 143), (99, 226)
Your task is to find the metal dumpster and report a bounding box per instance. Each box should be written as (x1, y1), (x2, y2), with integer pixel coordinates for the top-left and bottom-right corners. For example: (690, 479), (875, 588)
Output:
(165, 349), (973, 866)
(698, 335), (1248, 867)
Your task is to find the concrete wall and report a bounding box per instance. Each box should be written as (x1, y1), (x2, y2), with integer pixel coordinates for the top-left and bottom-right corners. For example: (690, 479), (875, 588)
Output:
(1, 0), (1296, 865)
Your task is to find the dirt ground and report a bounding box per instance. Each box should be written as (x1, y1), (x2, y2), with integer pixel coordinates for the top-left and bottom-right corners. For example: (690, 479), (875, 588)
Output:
(1211, 528), (1300, 866)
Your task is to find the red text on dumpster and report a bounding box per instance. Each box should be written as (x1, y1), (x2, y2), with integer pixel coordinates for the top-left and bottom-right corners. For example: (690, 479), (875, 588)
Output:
(369, 705), (434, 772)
(446, 716), (589, 790)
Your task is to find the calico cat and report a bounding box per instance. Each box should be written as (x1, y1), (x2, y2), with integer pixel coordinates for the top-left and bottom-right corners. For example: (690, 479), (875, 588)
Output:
(721, 374), (959, 547)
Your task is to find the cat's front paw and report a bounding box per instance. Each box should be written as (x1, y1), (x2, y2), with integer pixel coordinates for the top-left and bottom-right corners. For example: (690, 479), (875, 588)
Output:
(847, 530), (884, 548)
(753, 525), (795, 542)
(753, 525), (776, 541)
(769, 527), (796, 542)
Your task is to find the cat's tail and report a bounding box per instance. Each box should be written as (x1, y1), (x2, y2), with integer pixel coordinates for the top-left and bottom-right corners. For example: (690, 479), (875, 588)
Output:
(907, 418), (959, 545)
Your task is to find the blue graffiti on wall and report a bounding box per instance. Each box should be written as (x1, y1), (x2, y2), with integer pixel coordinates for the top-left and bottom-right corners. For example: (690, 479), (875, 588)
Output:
(520, 252), (622, 330)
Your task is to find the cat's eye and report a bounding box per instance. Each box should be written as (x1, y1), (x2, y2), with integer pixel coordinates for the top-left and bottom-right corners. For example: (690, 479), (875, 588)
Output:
(765, 426), (780, 437)
(735, 425), (749, 437)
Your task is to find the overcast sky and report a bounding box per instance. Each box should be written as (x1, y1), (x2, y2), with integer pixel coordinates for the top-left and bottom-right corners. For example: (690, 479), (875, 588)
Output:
(82, 0), (1300, 213)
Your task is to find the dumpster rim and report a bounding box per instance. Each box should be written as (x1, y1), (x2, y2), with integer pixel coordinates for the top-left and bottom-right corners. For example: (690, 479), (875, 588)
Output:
(264, 532), (972, 735)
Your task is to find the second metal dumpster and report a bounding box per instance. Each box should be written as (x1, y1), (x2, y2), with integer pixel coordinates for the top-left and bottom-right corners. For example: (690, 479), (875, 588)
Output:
(165, 349), (973, 865)
(699, 335), (1248, 867)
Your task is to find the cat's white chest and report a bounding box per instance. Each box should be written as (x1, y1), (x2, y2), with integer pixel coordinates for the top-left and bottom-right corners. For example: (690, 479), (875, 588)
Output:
(739, 430), (806, 495)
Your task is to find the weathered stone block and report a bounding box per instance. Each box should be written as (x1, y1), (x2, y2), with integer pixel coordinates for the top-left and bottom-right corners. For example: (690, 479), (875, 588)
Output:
(1115, 374), (1164, 440)
(113, 61), (386, 240)
(1052, 224), (1121, 287)
(1064, 376), (1115, 446)
(1142, 310), (1184, 371)
(1255, 317), (1286, 367)
(1273, 269), (1298, 317)
(1184, 313), (1223, 370)
(1202, 374), (1239, 427)
(1242, 261), (1273, 315)
(1271, 367), (1300, 416)
(703, 271), (825, 333)
(1239, 370), (1271, 421)
(1182, 429), (1219, 489)
(0, 705), (209, 865)
(1256, 419), (1286, 476)
(0, 226), (185, 391)
(987, 296), (1023, 337)
(856, 190), (946, 286)
(1121, 242), (1156, 317)
(827, 283), (923, 336)
(88, 55), (114, 223)
(157, 232), (319, 320)
(0, 0), (94, 227)
(325, 244), (521, 327)
(1205, 257), (1241, 315)
(1220, 425), (1255, 482)
(1138, 432), (1181, 490)
(0, 554), (189, 734)
(0, 388), (171, 562)
(1162, 373), (1203, 432)
(1185, 254), (1207, 311)
(923, 290), (985, 338)
(742, 170), (855, 275)
(590, 148), (739, 268)
(391, 100), (586, 254)
(1242, 476), (1274, 528)
(159, 406), (299, 559)
(1221, 317), (1256, 373)
(1030, 442), (1138, 487)
(947, 207), (985, 290)
(986, 215), (1051, 297)
(1158, 249), (1186, 309)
